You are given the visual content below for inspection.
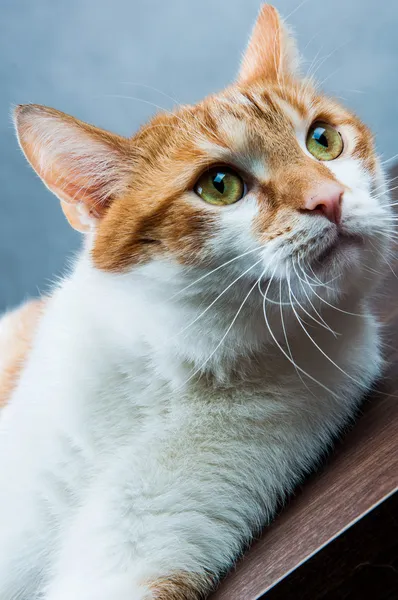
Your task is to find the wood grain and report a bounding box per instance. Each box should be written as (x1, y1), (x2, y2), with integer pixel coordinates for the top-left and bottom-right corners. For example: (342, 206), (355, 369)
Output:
(209, 165), (398, 600)
(264, 491), (398, 599)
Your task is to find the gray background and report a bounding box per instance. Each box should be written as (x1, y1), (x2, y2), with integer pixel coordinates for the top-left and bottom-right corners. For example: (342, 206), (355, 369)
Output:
(1, 0), (397, 312)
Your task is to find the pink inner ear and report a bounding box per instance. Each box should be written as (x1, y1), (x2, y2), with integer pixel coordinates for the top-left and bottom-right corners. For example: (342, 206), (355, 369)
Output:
(237, 4), (285, 85)
(14, 104), (131, 232)
(27, 157), (109, 231)
(60, 201), (94, 233)
(49, 174), (105, 233)
(41, 164), (109, 216)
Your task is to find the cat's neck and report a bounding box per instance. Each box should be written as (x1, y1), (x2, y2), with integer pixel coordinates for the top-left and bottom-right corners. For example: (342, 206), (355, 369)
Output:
(67, 253), (269, 369)
(50, 250), (369, 390)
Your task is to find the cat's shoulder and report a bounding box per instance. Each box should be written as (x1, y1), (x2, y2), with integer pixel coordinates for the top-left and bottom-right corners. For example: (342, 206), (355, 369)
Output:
(0, 299), (45, 408)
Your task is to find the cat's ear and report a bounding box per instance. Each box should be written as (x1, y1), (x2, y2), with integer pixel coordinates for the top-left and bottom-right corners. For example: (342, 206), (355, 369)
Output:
(14, 104), (134, 232)
(237, 4), (300, 85)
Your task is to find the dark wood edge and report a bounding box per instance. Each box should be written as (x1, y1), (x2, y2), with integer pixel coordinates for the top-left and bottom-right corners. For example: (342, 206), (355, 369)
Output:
(261, 490), (398, 599)
(259, 487), (398, 598)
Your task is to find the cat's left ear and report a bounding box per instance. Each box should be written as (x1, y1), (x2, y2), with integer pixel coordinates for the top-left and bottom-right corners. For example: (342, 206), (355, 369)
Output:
(237, 4), (301, 85)
(14, 104), (134, 232)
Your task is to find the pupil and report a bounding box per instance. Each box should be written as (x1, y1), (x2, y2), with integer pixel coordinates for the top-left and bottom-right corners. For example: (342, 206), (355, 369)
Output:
(213, 172), (225, 194)
(313, 127), (328, 148)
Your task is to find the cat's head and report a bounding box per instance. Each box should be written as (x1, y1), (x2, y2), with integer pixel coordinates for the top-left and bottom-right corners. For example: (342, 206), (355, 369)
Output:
(14, 5), (392, 308)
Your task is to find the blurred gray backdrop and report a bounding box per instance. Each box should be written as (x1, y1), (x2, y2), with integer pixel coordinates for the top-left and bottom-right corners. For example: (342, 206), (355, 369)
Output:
(1, 0), (397, 311)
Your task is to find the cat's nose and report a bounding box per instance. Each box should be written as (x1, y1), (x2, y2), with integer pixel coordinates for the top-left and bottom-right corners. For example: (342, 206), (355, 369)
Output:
(302, 182), (344, 225)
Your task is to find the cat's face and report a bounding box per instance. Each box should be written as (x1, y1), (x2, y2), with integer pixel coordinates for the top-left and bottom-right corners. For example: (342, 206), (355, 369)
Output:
(14, 5), (392, 306)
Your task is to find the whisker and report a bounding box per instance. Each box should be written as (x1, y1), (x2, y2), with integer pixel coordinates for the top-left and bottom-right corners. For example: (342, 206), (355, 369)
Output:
(371, 172), (398, 193)
(317, 66), (342, 89)
(371, 228), (398, 238)
(120, 81), (182, 107)
(368, 239), (398, 280)
(288, 284), (376, 390)
(304, 46), (324, 83)
(169, 246), (264, 299)
(372, 183), (398, 198)
(258, 275), (296, 306)
(99, 93), (215, 141)
(309, 40), (350, 85)
(362, 265), (387, 277)
(381, 152), (398, 166)
(284, 0), (312, 21)
(291, 260), (339, 336)
(305, 262), (341, 288)
(280, 270), (317, 397)
(173, 258), (263, 339)
(262, 268), (340, 398)
(296, 256), (336, 290)
(297, 264), (365, 317)
(118, 82), (220, 146)
(306, 262), (326, 286)
(179, 270), (264, 389)
(302, 30), (320, 53)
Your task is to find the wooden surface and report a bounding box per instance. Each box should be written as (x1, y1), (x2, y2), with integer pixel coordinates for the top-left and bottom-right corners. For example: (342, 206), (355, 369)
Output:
(264, 491), (398, 599)
(210, 165), (398, 600)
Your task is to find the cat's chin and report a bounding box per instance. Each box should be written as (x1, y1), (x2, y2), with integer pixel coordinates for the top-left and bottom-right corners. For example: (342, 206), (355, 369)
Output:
(314, 232), (364, 266)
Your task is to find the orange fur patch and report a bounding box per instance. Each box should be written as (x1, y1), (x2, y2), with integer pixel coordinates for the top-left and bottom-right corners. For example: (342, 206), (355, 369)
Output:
(0, 300), (44, 408)
(91, 111), (220, 271)
(148, 571), (215, 600)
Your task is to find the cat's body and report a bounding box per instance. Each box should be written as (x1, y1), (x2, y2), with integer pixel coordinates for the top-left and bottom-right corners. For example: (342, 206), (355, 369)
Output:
(0, 254), (382, 600)
(0, 5), (392, 600)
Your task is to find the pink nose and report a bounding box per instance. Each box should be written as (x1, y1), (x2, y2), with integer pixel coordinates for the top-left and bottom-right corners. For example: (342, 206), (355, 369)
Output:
(303, 182), (344, 225)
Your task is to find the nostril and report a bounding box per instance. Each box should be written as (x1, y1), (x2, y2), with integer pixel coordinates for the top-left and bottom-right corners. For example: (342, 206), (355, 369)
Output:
(302, 204), (325, 218)
(302, 184), (344, 225)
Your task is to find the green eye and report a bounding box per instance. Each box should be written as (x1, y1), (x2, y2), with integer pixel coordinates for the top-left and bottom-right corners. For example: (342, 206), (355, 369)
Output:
(306, 122), (343, 161)
(194, 167), (245, 205)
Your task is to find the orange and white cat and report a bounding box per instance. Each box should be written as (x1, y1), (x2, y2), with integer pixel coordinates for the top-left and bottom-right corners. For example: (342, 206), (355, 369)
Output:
(0, 5), (393, 600)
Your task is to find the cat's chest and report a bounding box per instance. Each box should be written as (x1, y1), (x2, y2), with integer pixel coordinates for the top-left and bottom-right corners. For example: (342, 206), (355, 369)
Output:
(77, 354), (195, 458)
(76, 367), (271, 464)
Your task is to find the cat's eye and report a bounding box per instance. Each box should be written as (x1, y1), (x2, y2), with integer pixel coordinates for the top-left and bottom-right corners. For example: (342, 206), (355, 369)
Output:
(306, 122), (343, 161)
(194, 167), (245, 205)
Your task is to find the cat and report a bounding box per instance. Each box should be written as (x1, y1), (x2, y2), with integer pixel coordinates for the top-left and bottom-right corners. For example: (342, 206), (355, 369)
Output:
(0, 4), (393, 600)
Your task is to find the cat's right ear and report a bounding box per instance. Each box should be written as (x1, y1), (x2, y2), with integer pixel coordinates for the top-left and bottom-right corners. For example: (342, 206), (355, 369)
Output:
(14, 104), (134, 232)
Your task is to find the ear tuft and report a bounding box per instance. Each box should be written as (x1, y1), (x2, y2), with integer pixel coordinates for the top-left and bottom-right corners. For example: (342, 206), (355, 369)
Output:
(14, 104), (133, 232)
(237, 4), (301, 85)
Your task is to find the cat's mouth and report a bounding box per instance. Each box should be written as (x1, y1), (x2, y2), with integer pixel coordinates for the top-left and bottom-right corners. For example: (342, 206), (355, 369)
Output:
(314, 232), (364, 265)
